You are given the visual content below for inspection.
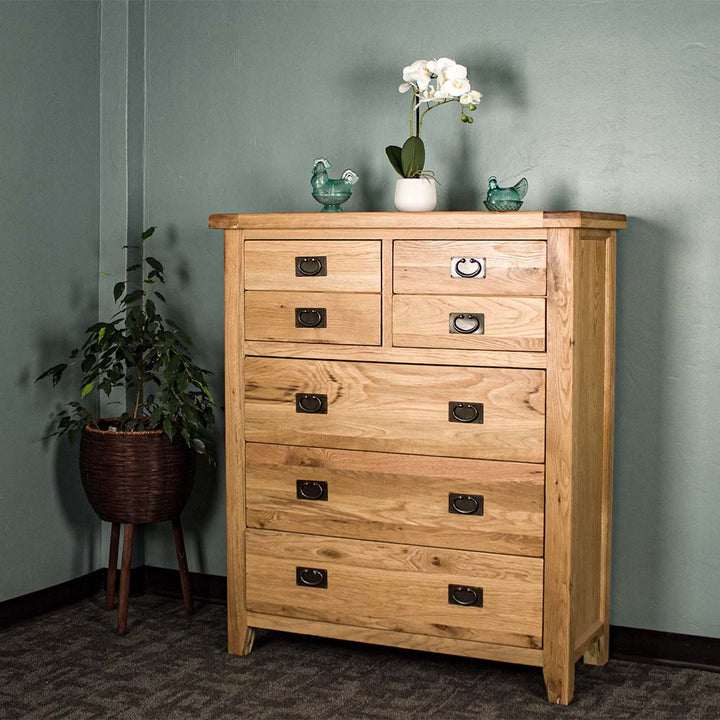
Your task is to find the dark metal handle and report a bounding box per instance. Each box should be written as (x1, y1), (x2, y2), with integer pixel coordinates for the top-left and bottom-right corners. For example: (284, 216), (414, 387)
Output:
(296, 480), (328, 501)
(448, 584), (483, 607)
(295, 393), (327, 414)
(449, 493), (484, 516)
(296, 567), (327, 588)
(449, 313), (484, 335)
(295, 256), (327, 277)
(452, 257), (484, 279)
(295, 307), (327, 328)
(448, 402), (484, 424)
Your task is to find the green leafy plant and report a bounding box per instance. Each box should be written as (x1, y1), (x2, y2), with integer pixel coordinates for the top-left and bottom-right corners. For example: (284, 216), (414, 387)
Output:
(37, 227), (215, 460)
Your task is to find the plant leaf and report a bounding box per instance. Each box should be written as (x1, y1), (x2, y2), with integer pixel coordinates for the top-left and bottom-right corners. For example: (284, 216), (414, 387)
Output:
(385, 145), (404, 177)
(141, 226), (157, 241)
(81, 382), (95, 399)
(401, 136), (425, 178)
(113, 282), (125, 301)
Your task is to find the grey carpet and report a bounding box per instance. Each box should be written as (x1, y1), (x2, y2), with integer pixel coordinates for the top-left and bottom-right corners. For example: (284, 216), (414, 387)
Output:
(1, 594), (719, 720)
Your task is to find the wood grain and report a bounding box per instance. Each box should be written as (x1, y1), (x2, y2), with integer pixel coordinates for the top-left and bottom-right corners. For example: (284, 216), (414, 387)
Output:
(245, 443), (545, 556)
(393, 294), (546, 352)
(244, 240), (381, 292)
(394, 240), (547, 296)
(245, 529), (544, 648)
(244, 357), (546, 463)
(245, 290), (381, 346)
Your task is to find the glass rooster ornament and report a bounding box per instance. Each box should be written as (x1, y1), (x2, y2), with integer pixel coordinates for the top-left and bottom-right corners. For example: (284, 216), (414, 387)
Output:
(483, 176), (528, 211)
(310, 158), (359, 212)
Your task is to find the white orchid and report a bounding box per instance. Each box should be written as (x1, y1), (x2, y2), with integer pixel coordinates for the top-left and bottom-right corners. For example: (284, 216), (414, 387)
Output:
(387, 57), (482, 178)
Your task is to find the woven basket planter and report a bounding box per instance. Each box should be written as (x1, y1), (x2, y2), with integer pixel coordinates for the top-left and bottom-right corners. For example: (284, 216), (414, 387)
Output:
(79, 419), (196, 524)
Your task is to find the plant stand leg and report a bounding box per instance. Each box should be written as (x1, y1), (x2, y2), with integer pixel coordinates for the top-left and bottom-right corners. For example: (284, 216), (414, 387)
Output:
(105, 522), (121, 611)
(117, 523), (134, 635)
(172, 518), (194, 616)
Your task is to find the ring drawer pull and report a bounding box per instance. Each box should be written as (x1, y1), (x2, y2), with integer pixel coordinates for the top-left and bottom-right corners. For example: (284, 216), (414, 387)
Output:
(296, 566), (327, 588)
(448, 402), (484, 424)
(295, 256), (327, 277)
(449, 313), (484, 335)
(295, 393), (328, 414)
(295, 307), (327, 328)
(448, 584), (483, 607)
(448, 493), (484, 516)
(450, 256), (486, 279)
(296, 480), (328, 501)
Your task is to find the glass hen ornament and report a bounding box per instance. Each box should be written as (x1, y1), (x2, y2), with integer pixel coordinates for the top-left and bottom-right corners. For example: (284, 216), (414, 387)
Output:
(311, 158), (359, 212)
(483, 176), (528, 211)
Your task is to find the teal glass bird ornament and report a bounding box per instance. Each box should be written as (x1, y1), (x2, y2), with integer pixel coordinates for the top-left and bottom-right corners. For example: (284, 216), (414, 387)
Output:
(311, 157), (359, 212)
(483, 176), (528, 211)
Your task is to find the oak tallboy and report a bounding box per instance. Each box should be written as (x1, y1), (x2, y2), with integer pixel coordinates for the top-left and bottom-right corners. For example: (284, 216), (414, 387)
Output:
(210, 211), (626, 705)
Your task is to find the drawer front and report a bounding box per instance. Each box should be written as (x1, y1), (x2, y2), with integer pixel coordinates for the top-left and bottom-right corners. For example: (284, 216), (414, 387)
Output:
(246, 443), (545, 556)
(244, 240), (381, 292)
(245, 291), (381, 345)
(244, 357), (546, 463)
(394, 240), (546, 295)
(246, 529), (544, 648)
(393, 295), (546, 352)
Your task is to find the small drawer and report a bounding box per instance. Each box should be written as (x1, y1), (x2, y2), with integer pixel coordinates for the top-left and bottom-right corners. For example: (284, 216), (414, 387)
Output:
(244, 357), (545, 463)
(246, 443), (545, 557)
(244, 240), (381, 292)
(245, 291), (381, 345)
(393, 295), (546, 352)
(394, 240), (546, 296)
(246, 529), (544, 649)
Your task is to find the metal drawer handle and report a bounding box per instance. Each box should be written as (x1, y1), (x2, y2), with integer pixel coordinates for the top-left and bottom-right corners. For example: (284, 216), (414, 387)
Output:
(295, 307), (327, 328)
(295, 393), (327, 414)
(451, 257), (485, 279)
(449, 313), (484, 335)
(295, 256), (327, 277)
(448, 402), (484, 424)
(296, 567), (327, 588)
(448, 584), (483, 607)
(449, 493), (484, 516)
(296, 480), (328, 501)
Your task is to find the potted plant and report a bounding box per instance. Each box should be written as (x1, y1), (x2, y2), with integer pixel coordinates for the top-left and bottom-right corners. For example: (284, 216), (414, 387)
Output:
(37, 226), (215, 526)
(386, 57), (482, 211)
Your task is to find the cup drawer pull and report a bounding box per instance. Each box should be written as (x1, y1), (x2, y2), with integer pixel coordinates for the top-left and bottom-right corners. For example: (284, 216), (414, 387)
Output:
(450, 256), (486, 279)
(296, 480), (328, 501)
(449, 312), (484, 335)
(295, 256), (327, 277)
(296, 567), (327, 588)
(449, 493), (484, 516)
(448, 584), (483, 607)
(295, 393), (328, 414)
(448, 402), (484, 424)
(295, 307), (327, 328)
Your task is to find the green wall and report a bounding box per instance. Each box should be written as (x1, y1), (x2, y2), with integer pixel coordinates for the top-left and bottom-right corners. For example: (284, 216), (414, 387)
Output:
(0, 1), (101, 601)
(3, 0), (720, 641)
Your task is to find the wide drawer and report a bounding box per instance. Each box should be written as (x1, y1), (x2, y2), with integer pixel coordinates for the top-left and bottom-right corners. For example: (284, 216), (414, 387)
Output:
(394, 240), (546, 295)
(246, 443), (545, 556)
(246, 529), (544, 648)
(244, 240), (381, 292)
(245, 291), (381, 345)
(244, 357), (546, 462)
(393, 295), (546, 351)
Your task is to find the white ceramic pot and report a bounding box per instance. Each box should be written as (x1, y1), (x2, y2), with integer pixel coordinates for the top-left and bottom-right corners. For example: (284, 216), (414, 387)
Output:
(394, 177), (437, 212)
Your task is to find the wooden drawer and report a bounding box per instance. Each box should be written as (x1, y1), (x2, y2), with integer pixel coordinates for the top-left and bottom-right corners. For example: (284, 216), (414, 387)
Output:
(245, 291), (381, 345)
(244, 240), (381, 292)
(246, 443), (545, 556)
(244, 357), (546, 462)
(393, 295), (546, 352)
(394, 240), (546, 295)
(246, 529), (544, 648)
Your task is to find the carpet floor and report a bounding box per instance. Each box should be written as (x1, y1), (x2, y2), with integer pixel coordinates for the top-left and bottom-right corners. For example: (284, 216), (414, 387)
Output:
(1, 594), (719, 720)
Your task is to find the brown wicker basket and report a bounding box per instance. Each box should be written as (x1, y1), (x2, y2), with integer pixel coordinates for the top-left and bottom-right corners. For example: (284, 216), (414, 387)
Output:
(79, 419), (196, 524)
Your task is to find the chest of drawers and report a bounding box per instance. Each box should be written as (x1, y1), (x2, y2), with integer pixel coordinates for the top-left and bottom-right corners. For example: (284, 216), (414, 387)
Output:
(210, 211), (626, 705)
